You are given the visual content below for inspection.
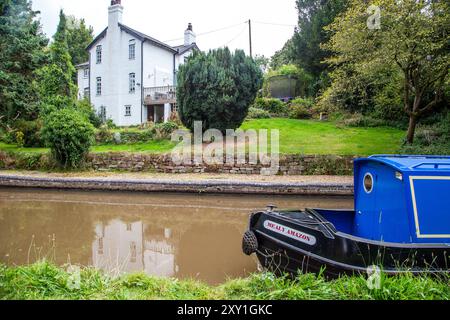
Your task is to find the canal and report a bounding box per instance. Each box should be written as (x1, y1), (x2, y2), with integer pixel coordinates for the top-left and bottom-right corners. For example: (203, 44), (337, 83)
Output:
(0, 188), (353, 285)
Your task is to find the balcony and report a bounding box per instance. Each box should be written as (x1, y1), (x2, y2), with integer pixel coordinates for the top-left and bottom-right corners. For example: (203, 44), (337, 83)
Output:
(144, 85), (177, 105)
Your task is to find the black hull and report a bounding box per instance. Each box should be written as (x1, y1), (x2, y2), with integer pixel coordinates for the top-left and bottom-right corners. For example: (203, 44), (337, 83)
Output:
(246, 210), (450, 279)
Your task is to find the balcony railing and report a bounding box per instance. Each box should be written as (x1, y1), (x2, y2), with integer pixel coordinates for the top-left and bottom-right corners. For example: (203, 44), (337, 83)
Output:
(144, 85), (177, 105)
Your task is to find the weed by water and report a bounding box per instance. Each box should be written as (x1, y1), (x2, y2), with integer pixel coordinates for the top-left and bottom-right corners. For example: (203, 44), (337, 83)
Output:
(0, 261), (448, 300)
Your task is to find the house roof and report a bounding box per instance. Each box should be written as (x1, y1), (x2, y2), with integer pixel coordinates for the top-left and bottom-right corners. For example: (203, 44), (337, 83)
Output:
(119, 23), (177, 53)
(75, 62), (89, 69)
(173, 43), (199, 55)
(86, 24), (199, 56)
(86, 27), (108, 51)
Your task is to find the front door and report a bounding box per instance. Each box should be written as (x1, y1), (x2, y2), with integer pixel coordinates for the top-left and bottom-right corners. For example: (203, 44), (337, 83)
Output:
(147, 106), (155, 123)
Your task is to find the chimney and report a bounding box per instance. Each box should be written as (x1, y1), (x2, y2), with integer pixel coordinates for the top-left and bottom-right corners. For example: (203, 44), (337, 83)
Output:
(108, 0), (123, 30)
(184, 23), (196, 46)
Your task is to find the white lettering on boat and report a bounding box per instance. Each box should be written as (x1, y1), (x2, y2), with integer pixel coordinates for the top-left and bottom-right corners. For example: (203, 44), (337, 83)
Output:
(263, 220), (317, 246)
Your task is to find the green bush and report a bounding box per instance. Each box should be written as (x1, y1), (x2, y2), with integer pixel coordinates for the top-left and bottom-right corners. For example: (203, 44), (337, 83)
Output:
(288, 98), (314, 119)
(13, 120), (44, 147)
(289, 105), (311, 119)
(77, 99), (103, 128)
(400, 111), (450, 155)
(41, 108), (95, 168)
(106, 119), (117, 129)
(95, 127), (156, 145)
(253, 97), (287, 115)
(177, 48), (263, 133)
(119, 129), (154, 144)
(152, 122), (179, 140)
(95, 125), (114, 145)
(340, 113), (401, 128)
(247, 107), (271, 119)
(15, 132), (24, 147)
(343, 114), (383, 127)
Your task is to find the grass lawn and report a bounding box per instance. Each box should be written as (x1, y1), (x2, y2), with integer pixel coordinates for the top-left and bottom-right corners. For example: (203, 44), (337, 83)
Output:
(0, 140), (176, 155)
(0, 262), (448, 300)
(241, 119), (405, 155)
(0, 119), (406, 156)
(92, 140), (176, 153)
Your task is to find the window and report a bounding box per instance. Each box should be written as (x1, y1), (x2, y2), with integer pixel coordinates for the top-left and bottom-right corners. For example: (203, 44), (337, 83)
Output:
(129, 73), (136, 93)
(100, 106), (106, 122)
(130, 242), (137, 263)
(84, 87), (90, 99)
(129, 40), (136, 60)
(96, 77), (102, 96)
(83, 68), (89, 78)
(98, 238), (104, 255)
(96, 45), (102, 64)
(363, 173), (374, 194)
(125, 105), (131, 117)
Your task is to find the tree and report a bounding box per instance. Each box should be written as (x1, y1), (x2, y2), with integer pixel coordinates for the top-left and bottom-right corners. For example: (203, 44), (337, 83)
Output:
(254, 54), (270, 73)
(270, 38), (295, 70)
(35, 9), (77, 104)
(66, 15), (94, 67)
(0, 0), (48, 124)
(41, 107), (94, 168)
(325, 0), (449, 144)
(177, 48), (263, 133)
(291, 0), (348, 77)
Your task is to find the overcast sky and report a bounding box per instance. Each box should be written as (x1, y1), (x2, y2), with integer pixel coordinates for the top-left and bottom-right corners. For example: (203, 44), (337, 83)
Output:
(31, 0), (298, 58)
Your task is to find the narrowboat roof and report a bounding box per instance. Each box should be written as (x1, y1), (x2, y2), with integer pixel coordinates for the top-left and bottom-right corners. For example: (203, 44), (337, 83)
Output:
(355, 155), (450, 172)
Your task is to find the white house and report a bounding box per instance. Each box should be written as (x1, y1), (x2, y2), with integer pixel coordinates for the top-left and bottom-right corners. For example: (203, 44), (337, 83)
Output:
(76, 0), (199, 126)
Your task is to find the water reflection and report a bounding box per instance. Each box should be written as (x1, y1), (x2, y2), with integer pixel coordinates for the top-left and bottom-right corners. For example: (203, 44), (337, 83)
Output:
(0, 188), (353, 284)
(93, 220), (177, 278)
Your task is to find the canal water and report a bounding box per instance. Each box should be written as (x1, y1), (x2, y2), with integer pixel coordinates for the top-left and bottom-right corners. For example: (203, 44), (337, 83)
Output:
(0, 188), (353, 285)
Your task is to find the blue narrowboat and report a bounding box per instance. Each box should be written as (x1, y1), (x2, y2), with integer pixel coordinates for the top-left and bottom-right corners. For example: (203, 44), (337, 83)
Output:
(242, 155), (450, 277)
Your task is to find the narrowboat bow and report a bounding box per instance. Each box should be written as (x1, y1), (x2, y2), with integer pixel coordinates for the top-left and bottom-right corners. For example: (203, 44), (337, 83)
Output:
(243, 155), (450, 278)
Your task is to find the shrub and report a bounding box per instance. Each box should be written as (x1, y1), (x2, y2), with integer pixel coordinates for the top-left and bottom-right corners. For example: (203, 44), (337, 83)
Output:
(177, 48), (263, 133)
(77, 99), (102, 128)
(13, 119), (44, 147)
(253, 97), (287, 115)
(288, 98), (314, 119)
(289, 105), (311, 119)
(41, 108), (95, 168)
(120, 130), (154, 144)
(0, 128), (6, 143)
(15, 132), (25, 147)
(400, 111), (450, 155)
(247, 107), (271, 119)
(106, 119), (117, 130)
(169, 111), (182, 126)
(152, 122), (179, 140)
(95, 125), (114, 145)
(341, 113), (393, 128)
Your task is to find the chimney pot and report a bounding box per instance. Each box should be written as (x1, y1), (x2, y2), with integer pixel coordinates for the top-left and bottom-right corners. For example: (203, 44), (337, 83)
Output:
(184, 23), (196, 46)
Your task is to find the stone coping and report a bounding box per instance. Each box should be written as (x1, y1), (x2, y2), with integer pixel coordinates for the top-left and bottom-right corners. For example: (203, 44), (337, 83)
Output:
(0, 173), (354, 196)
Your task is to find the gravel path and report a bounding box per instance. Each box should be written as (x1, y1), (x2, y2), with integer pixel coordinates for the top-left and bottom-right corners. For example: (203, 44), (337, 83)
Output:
(0, 170), (353, 185)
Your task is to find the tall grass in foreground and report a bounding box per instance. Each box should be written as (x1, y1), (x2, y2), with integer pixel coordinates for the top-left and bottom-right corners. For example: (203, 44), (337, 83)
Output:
(0, 262), (448, 300)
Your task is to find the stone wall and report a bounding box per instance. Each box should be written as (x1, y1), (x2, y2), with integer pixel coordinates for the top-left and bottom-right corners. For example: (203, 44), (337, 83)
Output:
(89, 153), (355, 175)
(0, 151), (355, 175)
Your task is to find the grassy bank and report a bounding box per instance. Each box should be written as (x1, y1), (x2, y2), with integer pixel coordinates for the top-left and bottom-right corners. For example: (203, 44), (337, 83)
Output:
(241, 119), (405, 155)
(0, 262), (448, 300)
(0, 119), (405, 156)
(0, 140), (176, 155)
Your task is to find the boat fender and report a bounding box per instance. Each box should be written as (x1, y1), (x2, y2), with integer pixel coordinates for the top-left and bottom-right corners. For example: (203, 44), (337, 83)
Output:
(242, 230), (258, 256)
